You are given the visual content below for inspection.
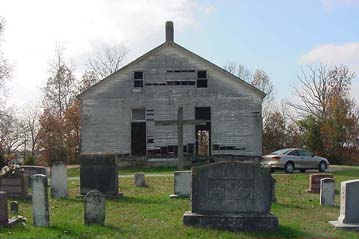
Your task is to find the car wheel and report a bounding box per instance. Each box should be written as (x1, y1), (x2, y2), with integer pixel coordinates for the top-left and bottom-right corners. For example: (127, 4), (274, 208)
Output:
(284, 162), (295, 173)
(318, 161), (327, 172)
(299, 169), (306, 173)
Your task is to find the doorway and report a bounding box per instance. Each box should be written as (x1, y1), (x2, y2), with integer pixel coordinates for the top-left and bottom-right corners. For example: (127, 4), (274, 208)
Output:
(195, 107), (211, 157)
(131, 122), (146, 156)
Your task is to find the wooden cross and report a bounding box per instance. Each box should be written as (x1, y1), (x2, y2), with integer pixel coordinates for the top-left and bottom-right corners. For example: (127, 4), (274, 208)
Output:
(155, 107), (208, 170)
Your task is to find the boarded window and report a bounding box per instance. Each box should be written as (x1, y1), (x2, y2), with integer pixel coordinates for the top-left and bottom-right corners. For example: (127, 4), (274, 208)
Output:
(134, 71), (144, 88)
(132, 109), (145, 121)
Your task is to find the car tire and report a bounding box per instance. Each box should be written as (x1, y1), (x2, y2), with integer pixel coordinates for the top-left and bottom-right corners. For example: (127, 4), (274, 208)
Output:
(318, 161), (327, 172)
(299, 169), (306, 173)
(284, 162), (295, 174)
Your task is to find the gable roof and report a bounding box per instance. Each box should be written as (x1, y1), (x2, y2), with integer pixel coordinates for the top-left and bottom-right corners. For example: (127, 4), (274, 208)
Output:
(77, 41), (266, 99)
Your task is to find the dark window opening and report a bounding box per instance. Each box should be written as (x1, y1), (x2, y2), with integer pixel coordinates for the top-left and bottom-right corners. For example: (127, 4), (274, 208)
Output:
(134, 71), (143, 88)
(195, 107), (211, 120)
(134, 71), (143, 79)
(197, 79), (207, 88)
(147, 138), (154, 143)
(197, 70), (207, 79)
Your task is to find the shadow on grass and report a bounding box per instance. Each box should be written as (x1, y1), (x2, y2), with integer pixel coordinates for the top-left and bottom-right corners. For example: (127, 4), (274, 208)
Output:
(110, 195), (167, 204)
(244, 224), (318, 239)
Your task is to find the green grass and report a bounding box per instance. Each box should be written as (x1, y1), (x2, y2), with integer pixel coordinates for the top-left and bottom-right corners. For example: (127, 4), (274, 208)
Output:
(68, 166), (177, 177)
(1, 167), (359, 238)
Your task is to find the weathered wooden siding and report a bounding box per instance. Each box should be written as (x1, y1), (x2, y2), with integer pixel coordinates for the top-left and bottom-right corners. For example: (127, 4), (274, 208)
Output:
(80, 43), (263, 157)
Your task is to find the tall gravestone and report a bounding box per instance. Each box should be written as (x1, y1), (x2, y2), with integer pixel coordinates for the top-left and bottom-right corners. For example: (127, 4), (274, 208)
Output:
(183, 162), (278, 232)
(0, 191), (8, 226)
(84, 190), (105, 225)
(320, 178), (335, 206)
(80, 153), (122, 197)
(32, 174), (49, 227)
(51, 161), (68, 199)
(170, 171), (191, 198)
(329, 179), (359, 230)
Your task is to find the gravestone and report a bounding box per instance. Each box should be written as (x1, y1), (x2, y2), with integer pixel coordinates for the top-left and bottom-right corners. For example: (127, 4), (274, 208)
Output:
(20, 166), (47, 188)
(10, 201), (18, 215)
(272, 178), (277, 203)
(320, 178), (335, 206)
(307, 173), (333, 193)
(329, 179), (359, 230)
(0, 174), (30, 199)
(84, 190), (105, 225)
(183, 161), (278, 232)
(32, 174), (49, 227)
(51, 161), (68, 199)
(170, 171), (191, 198)
(134, 173), (146, 187)
(0, 191), (8, 226)
(80, 153), (122, 197)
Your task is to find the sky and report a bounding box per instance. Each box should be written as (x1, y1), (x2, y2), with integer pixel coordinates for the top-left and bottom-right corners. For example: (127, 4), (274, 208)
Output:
(1, 0), (359, 107)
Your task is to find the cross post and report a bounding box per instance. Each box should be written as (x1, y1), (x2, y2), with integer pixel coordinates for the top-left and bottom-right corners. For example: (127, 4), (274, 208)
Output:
(155, 107), (208, 170)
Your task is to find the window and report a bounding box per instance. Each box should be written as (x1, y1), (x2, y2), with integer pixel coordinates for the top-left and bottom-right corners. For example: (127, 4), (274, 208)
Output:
(134, 71), (143, 88)
(195, 107), (211, 120)
(297, 150), (312, 157)
(132, 109), (145, 121)
(197, 70), (207, 88)
(288, 150), (299, 156)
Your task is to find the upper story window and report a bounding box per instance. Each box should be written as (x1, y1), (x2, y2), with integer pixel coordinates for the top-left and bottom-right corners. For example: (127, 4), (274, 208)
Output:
(134, 71), (143, 88)
(197, 70), (207, 88)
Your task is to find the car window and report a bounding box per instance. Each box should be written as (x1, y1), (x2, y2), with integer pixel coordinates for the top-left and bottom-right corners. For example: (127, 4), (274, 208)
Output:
(297, 150), (312, 157)
(288, 150), (299, 156)
(270, 149), (291, 155)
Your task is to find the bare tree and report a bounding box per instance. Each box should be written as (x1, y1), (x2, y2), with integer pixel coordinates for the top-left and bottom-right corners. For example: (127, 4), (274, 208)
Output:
(42, 46), (77, 118)
(290, 64), (355, 119)
(21, 104), (41, 158)
(86, 43), (128, 80)
(251, 69), (274, 102)
(0, 17), (12, 96)
(0, 107), (24, 155)
(223, 61), (252, 82)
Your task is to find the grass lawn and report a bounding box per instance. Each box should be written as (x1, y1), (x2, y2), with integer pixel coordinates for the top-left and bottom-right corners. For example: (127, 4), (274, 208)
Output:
(67, 166), (178, 177)
(1, 167), (359, 238)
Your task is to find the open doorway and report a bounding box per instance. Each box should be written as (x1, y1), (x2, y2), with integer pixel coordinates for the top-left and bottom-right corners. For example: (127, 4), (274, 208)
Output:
(195, 107), (211, 157)
(131, 109), (146, 157)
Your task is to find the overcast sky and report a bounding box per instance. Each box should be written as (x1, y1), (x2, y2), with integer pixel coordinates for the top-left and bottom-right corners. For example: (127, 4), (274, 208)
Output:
(1, 0), (359, 107)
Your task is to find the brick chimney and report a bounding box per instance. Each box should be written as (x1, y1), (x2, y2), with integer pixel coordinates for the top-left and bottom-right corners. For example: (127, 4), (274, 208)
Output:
(165, 21), (174, 42)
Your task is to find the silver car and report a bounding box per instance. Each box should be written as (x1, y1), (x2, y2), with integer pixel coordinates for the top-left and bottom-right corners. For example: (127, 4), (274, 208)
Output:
(261, 148), (330, 173)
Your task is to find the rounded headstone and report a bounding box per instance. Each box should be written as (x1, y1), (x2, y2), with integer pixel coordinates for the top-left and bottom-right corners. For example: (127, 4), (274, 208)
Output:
(320, 178), (335, 206)
(32, 174), (49, 227)
(134, 172), (146, 187)
(10, 201), (19, 215)
(84, 190), (105, 225)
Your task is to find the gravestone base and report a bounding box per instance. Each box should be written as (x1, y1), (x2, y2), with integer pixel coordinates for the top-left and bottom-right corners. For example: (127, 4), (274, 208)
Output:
(183, 212), (278, 232)
(329, 221), (359, 231)
(169, 193), (189, 199)
(77, 192), (123, 199)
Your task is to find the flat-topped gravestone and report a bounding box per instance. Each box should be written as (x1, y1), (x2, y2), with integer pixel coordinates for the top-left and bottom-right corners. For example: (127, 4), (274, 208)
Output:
(20, 166), (47, 188)
(0, 174), (30, 199)
(32, 174), (49, 227)
(134, 173), (146, 187)
(170, 171), (191, 198)
(51, 161), (68, 199)
(307, 173), (333, 193)
(0, 191), (8, 225)
(183, 161), (278, 232)
(84, 190), (105, 225)
(329, 179), (359, 230)
(80, 153), (123, 197)
(320, 178), (335, 206)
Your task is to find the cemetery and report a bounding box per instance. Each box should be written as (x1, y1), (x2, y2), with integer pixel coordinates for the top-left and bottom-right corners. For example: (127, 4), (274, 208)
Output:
(0, 163), (359, 238)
